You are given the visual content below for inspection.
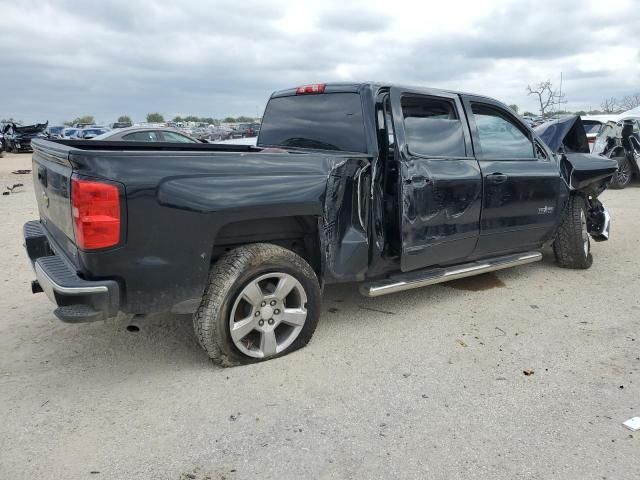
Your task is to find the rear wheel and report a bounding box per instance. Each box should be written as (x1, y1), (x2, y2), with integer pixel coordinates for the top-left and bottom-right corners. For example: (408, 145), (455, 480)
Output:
(609, 155), (632, 189)
(553, 195), (593, 269)
(193, 243), (321, 366)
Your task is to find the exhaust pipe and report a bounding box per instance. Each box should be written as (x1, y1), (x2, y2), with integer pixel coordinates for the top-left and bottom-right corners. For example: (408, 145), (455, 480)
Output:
(125, 314), (145, 333)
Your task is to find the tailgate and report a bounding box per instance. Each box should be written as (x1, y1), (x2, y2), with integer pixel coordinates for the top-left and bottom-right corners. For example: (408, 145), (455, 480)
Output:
(31, 140), (77, 262)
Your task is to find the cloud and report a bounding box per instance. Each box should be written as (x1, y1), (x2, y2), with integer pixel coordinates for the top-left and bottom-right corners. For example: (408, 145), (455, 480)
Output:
(316, 7), (388, 33)
(0, 0), (638, 123)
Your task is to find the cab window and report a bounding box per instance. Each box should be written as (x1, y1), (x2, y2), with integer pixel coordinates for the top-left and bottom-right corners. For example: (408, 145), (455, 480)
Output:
(401, 96), (466, 157)
(471, 104), (534, 159)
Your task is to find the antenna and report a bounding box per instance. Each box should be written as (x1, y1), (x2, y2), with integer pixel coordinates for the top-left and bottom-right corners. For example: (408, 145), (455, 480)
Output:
(554, 71), (567, 119)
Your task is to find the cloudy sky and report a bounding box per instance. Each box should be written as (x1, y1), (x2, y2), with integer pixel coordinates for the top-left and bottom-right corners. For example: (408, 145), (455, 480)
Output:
(1, 0), (639, 124)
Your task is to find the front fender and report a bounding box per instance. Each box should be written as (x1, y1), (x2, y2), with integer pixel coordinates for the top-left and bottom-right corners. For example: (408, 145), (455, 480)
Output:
(560, 153), (618, 194)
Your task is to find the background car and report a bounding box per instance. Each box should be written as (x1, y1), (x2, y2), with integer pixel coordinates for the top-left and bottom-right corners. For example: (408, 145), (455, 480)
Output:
(60, 127), (79, 139)
(92, 126), (202, 143)
(76, 127), (109, 139)
(109, 121), (132, 129)
(2, 122), (48, 152)
(592, 119), (640, 189)
(581, 119), (603, 151)
(211, 136), (257, 146)
(46, 126), (65, 139)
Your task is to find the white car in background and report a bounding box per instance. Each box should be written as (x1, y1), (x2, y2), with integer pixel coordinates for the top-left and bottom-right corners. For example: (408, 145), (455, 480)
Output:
(211, 136), (257, 146)
(583, 106), (640, 152)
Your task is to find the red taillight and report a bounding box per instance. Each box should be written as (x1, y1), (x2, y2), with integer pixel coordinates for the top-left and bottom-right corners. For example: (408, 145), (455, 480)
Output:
(295, 83), (326, 95)
(71, 177), (121, 250)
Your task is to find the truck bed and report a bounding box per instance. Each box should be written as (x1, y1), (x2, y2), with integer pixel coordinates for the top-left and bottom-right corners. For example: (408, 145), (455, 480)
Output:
(50, 139), (263, 152)
(29, 138), (370, 318)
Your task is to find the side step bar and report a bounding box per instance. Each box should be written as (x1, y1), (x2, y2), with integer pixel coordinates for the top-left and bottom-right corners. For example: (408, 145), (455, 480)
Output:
(360, 251), (542, 297)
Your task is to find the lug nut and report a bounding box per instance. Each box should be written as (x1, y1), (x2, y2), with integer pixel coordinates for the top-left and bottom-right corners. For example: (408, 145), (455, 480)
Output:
(258, 319), (264, 326)
(270, 300), (277, 306)
(274, 309), (280, 315)
(261, 301), (267, 307)
(254, 311), (260, 317)
(268, 318), (275, 325)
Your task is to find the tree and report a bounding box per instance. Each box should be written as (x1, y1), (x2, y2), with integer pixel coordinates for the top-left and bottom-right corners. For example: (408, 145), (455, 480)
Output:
(65, 115), (95, 126)
(146, 112), (165, 123)
(508, 104), (519, 114)
(522, 111), (535, 117)
(1, 117), (21, 125)
(526, 81), (556, 118)
(600, 97), (618, 114)
(223, 117), (236, 123)
(117, 115), (131, 123)
(619, 93), (640, 111)
(236, 115), (253, 123)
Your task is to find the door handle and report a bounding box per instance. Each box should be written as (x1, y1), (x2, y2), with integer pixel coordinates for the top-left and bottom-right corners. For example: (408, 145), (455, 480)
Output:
(487, 173), (508, 184)
(405, 175), (431, 185)
(37, 166), (48, 187)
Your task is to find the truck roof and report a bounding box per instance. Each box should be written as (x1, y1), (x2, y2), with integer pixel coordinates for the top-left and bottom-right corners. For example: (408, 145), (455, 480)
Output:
(270, 82), (495, 103)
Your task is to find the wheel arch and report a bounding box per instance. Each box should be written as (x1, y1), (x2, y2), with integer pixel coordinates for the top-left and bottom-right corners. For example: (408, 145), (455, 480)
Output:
(211, 214), (322, 278)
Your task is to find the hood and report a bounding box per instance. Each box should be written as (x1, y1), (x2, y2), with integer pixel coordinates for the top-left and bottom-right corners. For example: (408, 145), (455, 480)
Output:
(5, 121), (48, 135)
(534, 116), (590, 153)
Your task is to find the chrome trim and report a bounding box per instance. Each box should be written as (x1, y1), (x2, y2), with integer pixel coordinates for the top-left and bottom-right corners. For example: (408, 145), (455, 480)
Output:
(355, 163), (370, 230)
(360, 252), (542, 297)
(594, 206), (610, 241)
(35, 261), (108, 304)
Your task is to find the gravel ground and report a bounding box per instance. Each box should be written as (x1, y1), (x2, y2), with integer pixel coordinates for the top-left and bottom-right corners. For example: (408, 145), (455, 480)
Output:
(0, 151), (639, 480)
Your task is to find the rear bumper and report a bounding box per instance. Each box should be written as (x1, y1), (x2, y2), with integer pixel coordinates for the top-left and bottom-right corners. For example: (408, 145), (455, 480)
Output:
(24, 220), (120, 323)
(11, 140), (33, 152)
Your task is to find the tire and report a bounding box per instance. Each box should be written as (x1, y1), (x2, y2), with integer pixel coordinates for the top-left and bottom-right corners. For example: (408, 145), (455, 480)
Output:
(608, 155), (632, 189)
(553, 195), (593, 269)
(193, 243), (321, 366)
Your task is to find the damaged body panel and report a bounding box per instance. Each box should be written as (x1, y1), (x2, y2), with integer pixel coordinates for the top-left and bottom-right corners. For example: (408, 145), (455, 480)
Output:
(24, 82), (614, 329)
(535, 116), (616, 241)
(3, 121), (48, 153)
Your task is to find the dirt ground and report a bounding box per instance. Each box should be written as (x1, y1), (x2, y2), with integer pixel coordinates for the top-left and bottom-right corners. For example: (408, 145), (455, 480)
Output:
(0, 151), (639, 480)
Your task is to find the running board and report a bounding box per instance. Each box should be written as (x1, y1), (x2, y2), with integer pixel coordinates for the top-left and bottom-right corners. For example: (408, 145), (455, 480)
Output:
(360, 251), (543, 297)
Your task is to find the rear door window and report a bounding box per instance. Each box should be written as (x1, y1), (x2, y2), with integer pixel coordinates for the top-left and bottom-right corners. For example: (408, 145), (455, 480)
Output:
(401, 96), (466, 157)
(471, 104), (534, 159)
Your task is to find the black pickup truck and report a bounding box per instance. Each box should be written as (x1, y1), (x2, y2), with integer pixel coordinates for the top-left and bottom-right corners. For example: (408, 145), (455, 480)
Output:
(24, 82), (616, 365)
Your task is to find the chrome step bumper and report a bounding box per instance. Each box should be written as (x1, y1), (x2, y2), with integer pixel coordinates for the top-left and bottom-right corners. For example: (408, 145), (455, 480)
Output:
(360, 251), (542, 297)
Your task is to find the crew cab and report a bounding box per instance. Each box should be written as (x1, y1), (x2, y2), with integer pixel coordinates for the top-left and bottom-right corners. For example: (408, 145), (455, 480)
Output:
(24, 82), (616, 366)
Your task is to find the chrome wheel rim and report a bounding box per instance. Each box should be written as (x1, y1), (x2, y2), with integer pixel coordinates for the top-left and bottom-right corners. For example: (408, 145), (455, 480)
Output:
(229, 272), (307, 359)
(580, 210), (589, 257)
(615, 157), (631, 184)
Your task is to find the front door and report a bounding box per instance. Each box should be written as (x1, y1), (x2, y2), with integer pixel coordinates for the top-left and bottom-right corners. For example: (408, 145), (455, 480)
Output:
(461, 96), (562, 256)
(390, 87), (482, 272)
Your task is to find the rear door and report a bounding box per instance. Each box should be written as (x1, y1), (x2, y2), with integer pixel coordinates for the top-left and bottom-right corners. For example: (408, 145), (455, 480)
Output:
(390, 87), (482, 272)
(462, 96), (562, 256)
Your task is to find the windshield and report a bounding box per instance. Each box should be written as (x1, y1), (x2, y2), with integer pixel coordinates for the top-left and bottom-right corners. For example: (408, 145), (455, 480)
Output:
(582, 121), (602, 135)
(258, 92), (367, 152)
